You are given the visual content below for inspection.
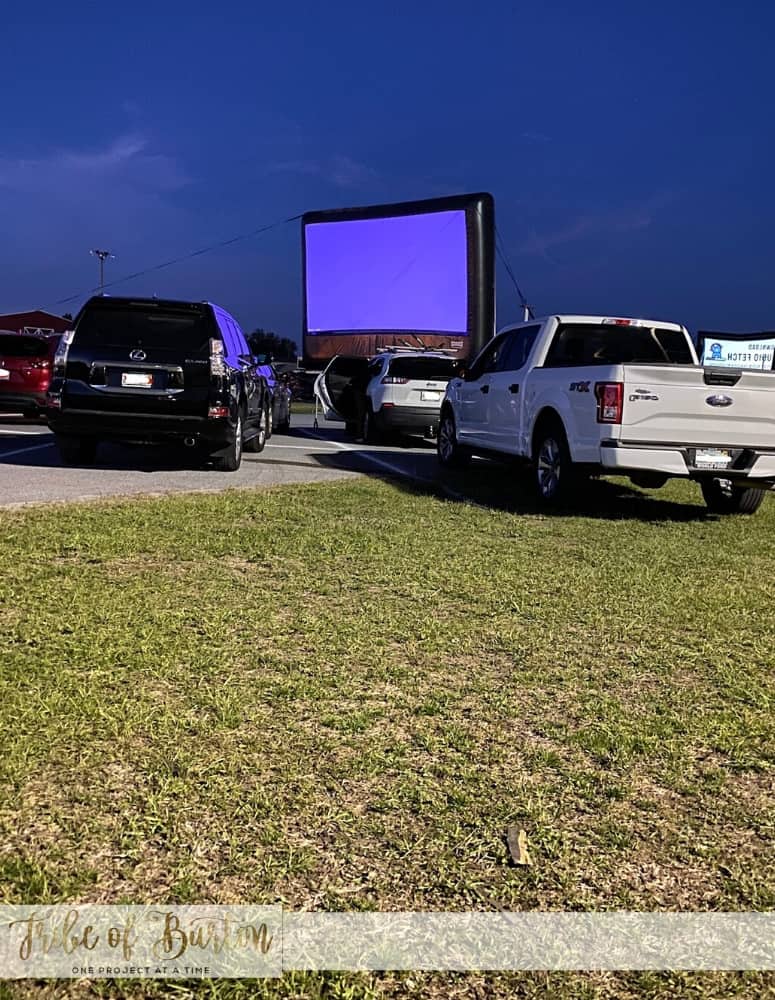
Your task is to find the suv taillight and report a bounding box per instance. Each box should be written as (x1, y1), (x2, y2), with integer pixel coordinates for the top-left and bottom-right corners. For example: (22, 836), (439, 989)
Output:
(52, 330), (75, 377)
(595, 381), (624, 424)
(381, 376), (409, 384)
(209, 338), (226, 377)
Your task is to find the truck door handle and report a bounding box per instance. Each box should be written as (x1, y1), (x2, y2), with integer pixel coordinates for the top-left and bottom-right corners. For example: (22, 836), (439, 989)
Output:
(480, 385), (489, 394)
(509, 384), (519, 394)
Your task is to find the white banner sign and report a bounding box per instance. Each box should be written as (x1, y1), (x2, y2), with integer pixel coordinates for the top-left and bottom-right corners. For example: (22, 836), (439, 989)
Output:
(701, 338), (775, 370)
(1, 907), (773, 977)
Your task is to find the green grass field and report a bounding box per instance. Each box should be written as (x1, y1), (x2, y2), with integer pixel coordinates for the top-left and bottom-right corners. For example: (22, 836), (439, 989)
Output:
(1, 473), (773, 999)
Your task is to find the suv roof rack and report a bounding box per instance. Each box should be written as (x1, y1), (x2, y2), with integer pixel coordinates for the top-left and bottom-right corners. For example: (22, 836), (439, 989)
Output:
(373, 345), (460, 356)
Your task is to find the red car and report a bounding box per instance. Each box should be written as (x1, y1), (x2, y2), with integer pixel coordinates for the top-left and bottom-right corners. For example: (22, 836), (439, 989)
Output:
(0, 331), (60, 417)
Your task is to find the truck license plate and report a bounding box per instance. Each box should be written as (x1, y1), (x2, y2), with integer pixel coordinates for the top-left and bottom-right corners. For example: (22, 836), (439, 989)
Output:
(122, 372), (153, 388)
(420, 390), (442, 402)
(695, 448), (732, 470)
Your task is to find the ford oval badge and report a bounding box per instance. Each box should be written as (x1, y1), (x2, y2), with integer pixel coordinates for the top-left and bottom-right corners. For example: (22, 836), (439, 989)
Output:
(706, 394), (733, 407)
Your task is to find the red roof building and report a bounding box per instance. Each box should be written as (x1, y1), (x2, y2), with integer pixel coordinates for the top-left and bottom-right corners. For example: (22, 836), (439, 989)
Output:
(0, 310), (72, 335)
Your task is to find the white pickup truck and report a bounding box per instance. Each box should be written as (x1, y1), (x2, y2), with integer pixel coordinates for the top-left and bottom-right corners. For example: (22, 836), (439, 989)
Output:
(437, 314), (775, 514)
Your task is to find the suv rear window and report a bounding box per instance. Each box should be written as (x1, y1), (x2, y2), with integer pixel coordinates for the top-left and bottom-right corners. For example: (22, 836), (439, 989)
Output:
(544, 325), (694, 367)
(75, 304), (215, 353)
(387, 356), (457, 380)
(328, 356), (370, 378)
(0, 334), (50, 357)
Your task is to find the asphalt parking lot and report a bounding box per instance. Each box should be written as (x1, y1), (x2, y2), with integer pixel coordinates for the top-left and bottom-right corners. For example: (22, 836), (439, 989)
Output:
(0, 411), (444, 507)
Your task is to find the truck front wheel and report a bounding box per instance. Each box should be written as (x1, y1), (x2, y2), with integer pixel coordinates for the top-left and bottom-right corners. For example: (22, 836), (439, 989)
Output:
(437, 410), (469, 468)
(701, 479), (765, 515)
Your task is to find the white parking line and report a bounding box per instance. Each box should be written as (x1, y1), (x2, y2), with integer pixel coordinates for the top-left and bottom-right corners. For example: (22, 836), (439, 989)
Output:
(298, 428), (482, 506)
(299, 428), (437, 482)
(0, 428), (52, 436)
(298, 430), (355, 452)
(266, 442), (347, 451)
(0, 441), (55, 460)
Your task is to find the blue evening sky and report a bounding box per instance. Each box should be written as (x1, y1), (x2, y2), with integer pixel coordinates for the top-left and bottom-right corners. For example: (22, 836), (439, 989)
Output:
(1, 0), (772, 343)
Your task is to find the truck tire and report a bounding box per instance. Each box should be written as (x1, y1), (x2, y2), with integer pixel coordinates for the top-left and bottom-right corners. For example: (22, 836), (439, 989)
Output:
(214, 411), (244, 471)
(56, 435), (97, 465)
(244, 405), (268, 454)
(701, 479), (765, 515)
(533, 423), (575, 506)
(437, 410), (470, 468)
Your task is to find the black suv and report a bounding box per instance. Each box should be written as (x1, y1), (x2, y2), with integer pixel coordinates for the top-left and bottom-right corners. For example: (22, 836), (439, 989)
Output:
(47, 296), (272, 471)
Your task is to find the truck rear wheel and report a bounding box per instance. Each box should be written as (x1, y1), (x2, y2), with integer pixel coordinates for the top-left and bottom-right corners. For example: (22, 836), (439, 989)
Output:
(533, 424), (575, 506)
(629, 472), (669, 490)
(701, 479), (765, 515)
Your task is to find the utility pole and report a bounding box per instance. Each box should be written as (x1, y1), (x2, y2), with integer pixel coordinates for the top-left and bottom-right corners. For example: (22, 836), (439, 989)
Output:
(90, 249), (114, 292)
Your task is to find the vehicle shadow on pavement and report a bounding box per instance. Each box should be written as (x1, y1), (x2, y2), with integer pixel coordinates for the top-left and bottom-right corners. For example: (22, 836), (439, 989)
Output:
(307, 443), (712, 523)
(0, 441), (220, 473)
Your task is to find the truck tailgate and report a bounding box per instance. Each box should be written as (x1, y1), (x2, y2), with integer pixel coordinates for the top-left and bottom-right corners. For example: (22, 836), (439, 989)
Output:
(620, 365), (775, 448)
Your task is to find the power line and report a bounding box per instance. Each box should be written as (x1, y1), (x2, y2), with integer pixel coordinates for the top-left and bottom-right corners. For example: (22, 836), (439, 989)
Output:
(495, 224), (534, 320)
(38, 207), (535, 328)
(46, 213), (303, 310)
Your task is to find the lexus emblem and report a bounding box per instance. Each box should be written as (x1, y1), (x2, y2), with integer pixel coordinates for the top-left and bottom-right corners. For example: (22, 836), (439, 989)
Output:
(706, 394), (733, 407)
(129, 349), (146, 361)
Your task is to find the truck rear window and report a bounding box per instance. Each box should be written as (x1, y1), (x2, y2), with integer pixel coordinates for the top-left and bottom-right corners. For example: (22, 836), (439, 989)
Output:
(387, 356), (457, 380)
(544, 325), (694, 367)
(75, 305), (214, 353)
(0, 334), (50, 358)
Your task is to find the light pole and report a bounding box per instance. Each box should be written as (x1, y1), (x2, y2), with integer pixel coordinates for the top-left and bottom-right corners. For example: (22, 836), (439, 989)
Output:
(90, 249), (114, 292)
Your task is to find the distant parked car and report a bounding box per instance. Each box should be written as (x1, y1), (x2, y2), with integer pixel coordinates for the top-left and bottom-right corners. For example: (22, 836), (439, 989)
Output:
(313, 349), (459, 442)
(0, 331), (59, 418)
(252, 357), (292, 433)
(46, 296), (272, 471)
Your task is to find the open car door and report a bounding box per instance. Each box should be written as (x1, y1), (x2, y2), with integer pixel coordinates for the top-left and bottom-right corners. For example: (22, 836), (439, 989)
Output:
(313, 355), (370, 422)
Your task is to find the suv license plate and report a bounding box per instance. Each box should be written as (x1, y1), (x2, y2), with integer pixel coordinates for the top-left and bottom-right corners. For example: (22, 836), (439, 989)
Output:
(0, 368), (9, 380)
(420, 390), (442, 401)
(122, 372), (154, 388)
(695, 448), (732, 470)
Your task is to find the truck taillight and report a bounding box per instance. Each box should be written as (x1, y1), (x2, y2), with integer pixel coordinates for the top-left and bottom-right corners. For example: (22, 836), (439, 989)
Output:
(595, 381), (624, 423)
(53, 329), (74, 377)
(209, 338), (226, 376)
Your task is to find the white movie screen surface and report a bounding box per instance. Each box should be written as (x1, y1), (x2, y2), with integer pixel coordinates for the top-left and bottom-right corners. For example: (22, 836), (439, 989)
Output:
(305, 211), (468, 336)
(701, 337), (775, 371)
